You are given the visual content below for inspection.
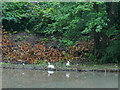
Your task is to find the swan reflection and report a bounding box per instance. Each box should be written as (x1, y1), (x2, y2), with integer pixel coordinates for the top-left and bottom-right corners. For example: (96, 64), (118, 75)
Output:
(47, 70), (54, 76)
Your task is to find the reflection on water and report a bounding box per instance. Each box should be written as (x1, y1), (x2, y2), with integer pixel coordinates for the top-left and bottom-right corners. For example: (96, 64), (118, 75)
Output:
(47, 71), (54, 77)
(2, 69), (118, 88)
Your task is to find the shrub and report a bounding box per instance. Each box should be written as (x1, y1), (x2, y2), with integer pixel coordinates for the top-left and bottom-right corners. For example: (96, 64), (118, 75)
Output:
(101, 40), (119, 63)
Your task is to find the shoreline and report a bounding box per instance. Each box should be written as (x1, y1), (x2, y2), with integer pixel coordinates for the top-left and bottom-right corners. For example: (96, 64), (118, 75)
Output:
(1, 67), (120, 72)
(0, 62), (119, 72)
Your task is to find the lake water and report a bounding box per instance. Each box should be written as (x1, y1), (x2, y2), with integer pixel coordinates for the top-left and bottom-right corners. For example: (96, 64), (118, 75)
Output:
(2, 69), (118, 88)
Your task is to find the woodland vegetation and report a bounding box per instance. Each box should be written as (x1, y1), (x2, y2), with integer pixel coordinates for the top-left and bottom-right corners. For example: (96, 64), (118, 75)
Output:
(1, 2), (120, 65)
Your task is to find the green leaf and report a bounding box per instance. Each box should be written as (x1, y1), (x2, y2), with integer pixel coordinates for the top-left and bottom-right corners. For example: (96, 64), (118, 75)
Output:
(25, 29), (30, 33)
(19, 38), (23, 41)
(17, 35), (21, 39)
(13, 31), (17, 34)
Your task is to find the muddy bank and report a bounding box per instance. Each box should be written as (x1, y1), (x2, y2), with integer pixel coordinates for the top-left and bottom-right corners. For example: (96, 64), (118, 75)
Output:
(8, 31), (59, 48)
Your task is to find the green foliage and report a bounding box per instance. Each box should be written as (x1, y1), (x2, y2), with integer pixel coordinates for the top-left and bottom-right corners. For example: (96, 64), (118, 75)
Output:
(101, 40), (119, 63)
(25, 29), (30, 33)
(2, 2), (120, 64)
(58, 38), (73, 47)
(87, 53), (97, 63)
(2, 2), (50, 32)
(45, 2), (89, 41)
(81, 36), (90, 41)
(15, 35), (23, 41)
(82, 3), (108, 34)
(42, 38), (48, 43)
(2, 2), (29, 30)
(105, 25), (120, 38)
(40, 60), (44, 64)
(2, 2), (106, 45)
(13, 31), (18, 34)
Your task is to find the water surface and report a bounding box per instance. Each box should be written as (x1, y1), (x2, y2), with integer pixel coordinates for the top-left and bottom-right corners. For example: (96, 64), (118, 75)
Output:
(2, 69), (118, 88)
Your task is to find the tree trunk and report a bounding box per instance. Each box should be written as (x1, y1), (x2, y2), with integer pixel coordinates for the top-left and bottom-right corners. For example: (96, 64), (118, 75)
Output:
(93, 3), (101, 59)
(106, 2), (116, 27)
(93, 2), (116, 60)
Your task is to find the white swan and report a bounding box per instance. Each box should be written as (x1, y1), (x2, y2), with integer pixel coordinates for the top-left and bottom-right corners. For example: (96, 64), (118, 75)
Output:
(22, 72), (24, 75)
(23, 63), (25, 66)
(66, 73), (70, 78)
(47, 62), (55, 69)
(66, 61), (70, 66)
(22, 63), (25, 69)
(47, 71), (54, 76)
